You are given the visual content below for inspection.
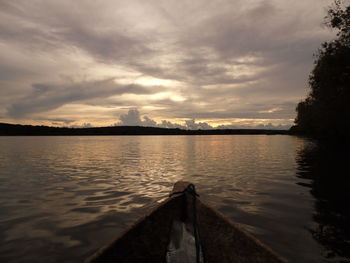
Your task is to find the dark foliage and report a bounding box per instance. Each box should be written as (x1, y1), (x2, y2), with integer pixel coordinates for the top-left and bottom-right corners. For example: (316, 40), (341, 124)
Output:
(0, 123), (288, 136)
(292, 1), (350, 139)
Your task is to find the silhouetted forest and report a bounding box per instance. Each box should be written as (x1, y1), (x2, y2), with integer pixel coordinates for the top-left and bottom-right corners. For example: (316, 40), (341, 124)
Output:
(0, 123), (288, 136)
(290, 1), (350, 139)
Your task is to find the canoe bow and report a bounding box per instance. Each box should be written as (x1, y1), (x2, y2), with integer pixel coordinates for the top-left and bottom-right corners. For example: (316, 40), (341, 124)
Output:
(85, 181), (288, 263)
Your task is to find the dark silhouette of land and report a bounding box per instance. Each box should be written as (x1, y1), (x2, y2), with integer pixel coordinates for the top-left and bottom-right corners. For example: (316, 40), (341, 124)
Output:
(0, 123), (288, 136)
(291, 2), (350, 140)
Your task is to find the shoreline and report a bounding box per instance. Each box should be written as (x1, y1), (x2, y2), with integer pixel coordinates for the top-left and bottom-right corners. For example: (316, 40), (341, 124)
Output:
(0, 123), (289, 136)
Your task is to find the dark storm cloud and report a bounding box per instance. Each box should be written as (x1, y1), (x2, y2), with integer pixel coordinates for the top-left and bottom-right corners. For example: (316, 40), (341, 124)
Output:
(7, 79), (157, 118)
(0, 1), (153, 62)
(182, 1), (312, 59)
(172, 2), (330, 86)
(57, 25), (153, 64)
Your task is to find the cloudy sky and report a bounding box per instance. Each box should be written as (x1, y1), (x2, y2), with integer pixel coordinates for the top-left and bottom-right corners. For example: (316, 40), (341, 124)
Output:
(0, 0), (338, 129)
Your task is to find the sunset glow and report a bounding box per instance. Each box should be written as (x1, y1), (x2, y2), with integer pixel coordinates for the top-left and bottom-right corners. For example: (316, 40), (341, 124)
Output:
(0, 0), (336, 129)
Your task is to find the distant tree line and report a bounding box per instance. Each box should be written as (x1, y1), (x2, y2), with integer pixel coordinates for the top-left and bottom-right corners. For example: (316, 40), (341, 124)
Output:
(0, 123), (288, 136)
(291, 1), (350, 139)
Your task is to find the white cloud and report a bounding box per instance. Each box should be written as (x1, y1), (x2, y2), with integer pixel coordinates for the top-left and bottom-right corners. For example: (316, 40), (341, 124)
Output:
(119, 108), (143, 126)
(117, 109), (291, 130)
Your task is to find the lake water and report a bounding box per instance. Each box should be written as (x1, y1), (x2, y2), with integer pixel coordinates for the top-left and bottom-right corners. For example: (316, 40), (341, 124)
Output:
(0, 135), (349, 263)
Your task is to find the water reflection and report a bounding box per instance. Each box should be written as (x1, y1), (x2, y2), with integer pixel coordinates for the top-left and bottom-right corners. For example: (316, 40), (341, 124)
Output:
(1, 135), (349, 263)
(296, 141), (350, 261)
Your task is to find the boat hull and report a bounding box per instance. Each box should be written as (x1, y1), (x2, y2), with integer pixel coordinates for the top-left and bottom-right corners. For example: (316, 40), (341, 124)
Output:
(85, 182), (287, 263)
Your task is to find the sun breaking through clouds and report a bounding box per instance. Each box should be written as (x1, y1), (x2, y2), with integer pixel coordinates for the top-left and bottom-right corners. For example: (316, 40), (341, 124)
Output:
(0, 0), (337, 129)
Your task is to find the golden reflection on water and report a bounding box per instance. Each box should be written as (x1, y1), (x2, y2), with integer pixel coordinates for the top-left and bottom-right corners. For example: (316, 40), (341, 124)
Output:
(0, 135), (321, 263)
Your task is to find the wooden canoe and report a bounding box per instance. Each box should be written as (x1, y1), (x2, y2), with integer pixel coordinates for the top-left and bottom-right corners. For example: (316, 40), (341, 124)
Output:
(85, 181), (287, 263)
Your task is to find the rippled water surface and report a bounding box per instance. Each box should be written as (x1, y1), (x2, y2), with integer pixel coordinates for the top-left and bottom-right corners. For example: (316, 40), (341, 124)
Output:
(0, 135), (349, 263)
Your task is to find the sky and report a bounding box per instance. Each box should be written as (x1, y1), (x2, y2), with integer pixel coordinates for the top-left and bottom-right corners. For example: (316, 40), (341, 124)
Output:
(0, 0), (338, 129)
